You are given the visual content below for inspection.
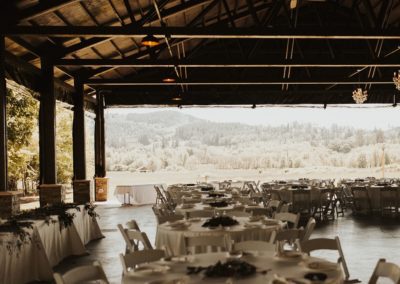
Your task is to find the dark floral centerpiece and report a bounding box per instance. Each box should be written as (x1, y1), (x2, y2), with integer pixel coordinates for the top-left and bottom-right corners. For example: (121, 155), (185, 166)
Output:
(187, 260), (256, 278)
(202, 216), (238, 228)
(208, 193), (226, 198)
(201, 186), (214, 191)
(208, 201), (229, 207)
(291, 184), (308, 189)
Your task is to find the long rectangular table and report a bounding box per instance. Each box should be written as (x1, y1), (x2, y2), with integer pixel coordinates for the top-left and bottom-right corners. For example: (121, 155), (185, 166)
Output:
(0, 205), (104, 284)
(114, 184), (165, 205)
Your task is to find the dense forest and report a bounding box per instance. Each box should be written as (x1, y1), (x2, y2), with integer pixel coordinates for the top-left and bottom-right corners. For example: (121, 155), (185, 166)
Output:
(105, 110), (400, 172)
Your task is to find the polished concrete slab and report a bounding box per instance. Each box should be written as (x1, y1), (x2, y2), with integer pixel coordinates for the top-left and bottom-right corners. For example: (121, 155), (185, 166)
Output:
(52, 205), (400, 284)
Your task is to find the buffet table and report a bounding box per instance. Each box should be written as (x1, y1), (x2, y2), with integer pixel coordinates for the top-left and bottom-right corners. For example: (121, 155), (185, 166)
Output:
(122, 252), (344, 283)
(0, 205), (104, 284)
(155, 217), (283, 256)
(115, 184), (164, 205)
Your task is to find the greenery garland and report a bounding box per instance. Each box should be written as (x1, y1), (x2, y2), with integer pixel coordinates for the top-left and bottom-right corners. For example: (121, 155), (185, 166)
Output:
(0, 202), (98, 254)
(0, 218), (34, 254)
(84, 203), (99, 221)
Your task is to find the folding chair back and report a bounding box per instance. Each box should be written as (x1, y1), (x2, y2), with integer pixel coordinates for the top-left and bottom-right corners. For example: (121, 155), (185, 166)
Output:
(119, 250), (166, 275)
(368, 258), (400, 284)
(53, 261), (109, 284)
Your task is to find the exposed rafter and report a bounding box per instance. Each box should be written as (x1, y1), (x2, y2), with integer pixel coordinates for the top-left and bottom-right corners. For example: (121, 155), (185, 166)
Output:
(103, 88), (396, 106)
(56, 0), (211, 57)
(17, 0), (82, 22)
(5, 26), (400, 40)
(82, 2), (272, 78)
(54, 57), (400, 68)
(85, 77), (394, 86)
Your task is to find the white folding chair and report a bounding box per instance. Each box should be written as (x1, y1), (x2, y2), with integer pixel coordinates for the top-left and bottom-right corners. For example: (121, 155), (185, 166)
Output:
(233, 241), (275, 252)
(53, 261), (109, 284)
(369, 258), (400, 284)
(238, 197), (255, 205)
(119, 249), (166, 275)
(301, 237), (360, 283)
(184, 235), (229, 254)
(270, 228), (304, 244)
(274, 212), (300, 228)
(125, 219), (140, 231)
(300, 217), (316, 242)
(117, 224), (153, 253)
(245, 207), (269, 216)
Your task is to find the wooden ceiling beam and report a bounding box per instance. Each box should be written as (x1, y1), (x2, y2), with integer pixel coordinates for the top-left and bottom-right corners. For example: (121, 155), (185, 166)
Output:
(101, 88), (396, 106)
(83, 2), (272, 78)
(17, 0), (82, 22)
(6, 26), (400, 39)
(85, 78), (395, 86)
(57, 0), (211, 57)
(54, 57), (400, 68)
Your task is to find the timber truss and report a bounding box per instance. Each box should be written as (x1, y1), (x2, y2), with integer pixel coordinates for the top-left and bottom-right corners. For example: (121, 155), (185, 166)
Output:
(2, 0), (400, 106)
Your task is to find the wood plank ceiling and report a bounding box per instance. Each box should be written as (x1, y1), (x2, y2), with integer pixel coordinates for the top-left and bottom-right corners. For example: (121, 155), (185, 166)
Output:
(2, 0), (400, 106)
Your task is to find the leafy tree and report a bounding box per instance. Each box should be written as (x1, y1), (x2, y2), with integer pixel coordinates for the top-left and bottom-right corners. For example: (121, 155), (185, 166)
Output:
(357, 153), (368, 168)
(56, 104), (73, 184)
(6, 88), (39, 192)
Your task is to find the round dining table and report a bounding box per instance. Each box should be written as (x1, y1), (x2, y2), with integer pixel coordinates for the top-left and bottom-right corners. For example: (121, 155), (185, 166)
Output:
(155, 217), (283, 256)
(175, 203), (264, 218)
(121, 251), (344, 284)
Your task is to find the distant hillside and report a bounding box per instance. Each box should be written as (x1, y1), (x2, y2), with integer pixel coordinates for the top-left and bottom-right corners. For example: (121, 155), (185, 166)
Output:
(105, 110), (400, 172)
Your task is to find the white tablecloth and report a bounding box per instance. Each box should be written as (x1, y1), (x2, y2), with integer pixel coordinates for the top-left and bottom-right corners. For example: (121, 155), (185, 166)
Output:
(155, 217), (282, 256)
(175, 204), (263, 218)
(0, 205), (104, 284)
(122, 252), (344, 283)
(115, 184), (164, 205)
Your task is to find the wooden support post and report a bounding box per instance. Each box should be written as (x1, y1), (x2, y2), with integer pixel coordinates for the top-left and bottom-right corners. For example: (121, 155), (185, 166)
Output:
(38, 58), (62, 205)
(73, 78), (86, 180)
(94, 91), (106, 178)
(72, 78), (91, 203)
(94, 91), (108, 201)
(0, 36), (7, 191)
(39, 58), (57, 184)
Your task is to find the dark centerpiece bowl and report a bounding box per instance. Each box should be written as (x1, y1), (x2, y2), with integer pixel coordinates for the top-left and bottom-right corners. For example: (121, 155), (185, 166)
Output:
(201, 186), (214, 191)
(202, 216), (239, 228)
(304, 272), (328, 281)
(187, 260), (256, 278)
(208, 201), (229, 207)
(208, 193), (226, 198)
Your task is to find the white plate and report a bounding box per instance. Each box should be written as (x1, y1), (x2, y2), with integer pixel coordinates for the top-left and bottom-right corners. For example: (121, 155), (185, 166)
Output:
(145, 276), (190, 284)
(244, 223), (261, 228)
(263, 219), (279, 225)
(129, 264), (171, 275)
(170, 255), (195, 263)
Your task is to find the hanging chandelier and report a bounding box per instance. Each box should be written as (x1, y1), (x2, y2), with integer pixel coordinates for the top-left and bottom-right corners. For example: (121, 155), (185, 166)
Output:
(352, 88), (368, 104)
(393, 71), (400, 91)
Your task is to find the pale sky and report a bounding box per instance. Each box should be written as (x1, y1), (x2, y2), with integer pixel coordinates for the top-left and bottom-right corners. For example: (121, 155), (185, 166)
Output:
(109, 105), (400, 130)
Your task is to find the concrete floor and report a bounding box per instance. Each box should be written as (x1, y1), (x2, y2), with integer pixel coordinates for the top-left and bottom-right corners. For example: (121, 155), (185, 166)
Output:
(52, 205), (400, 284)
